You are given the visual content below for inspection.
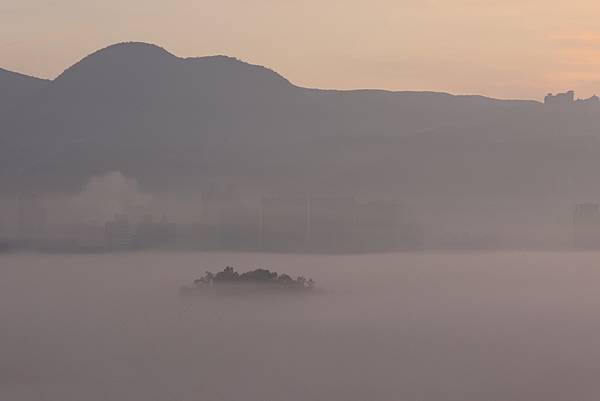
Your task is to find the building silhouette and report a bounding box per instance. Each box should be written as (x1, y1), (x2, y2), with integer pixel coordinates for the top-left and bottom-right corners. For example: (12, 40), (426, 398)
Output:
(576, 94), (600, 104)
(544, 90), (575, 106)
(218, 204), (261, 249)
(261, 197), (309, 251)
(258, 196), (422, 252)
(308, 197), (356, 252)
(132, 215), (176, 249)
(75, 222), (105, 251)
(573, 203), (600, 248)
(544, 91), (599, 107)
(104, 213), (132, 250)
(354, 201), (423, 251)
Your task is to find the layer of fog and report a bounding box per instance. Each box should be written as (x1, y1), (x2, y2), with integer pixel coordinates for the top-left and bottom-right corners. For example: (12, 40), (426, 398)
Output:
(3, 251), (600, 401)
(0, 171), (583, 249)
(0, 172), (204, 242)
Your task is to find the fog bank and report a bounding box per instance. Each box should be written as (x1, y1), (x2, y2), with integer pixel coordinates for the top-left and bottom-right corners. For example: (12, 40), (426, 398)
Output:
(2, 251), (600, 401)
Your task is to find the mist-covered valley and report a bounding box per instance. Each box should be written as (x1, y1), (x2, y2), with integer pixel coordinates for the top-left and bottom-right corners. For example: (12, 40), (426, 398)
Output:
(6, 0), (600, 398)
(2, 38), (600, 401)
(3, 43), (600, 252)
(3, 251), (600, 401)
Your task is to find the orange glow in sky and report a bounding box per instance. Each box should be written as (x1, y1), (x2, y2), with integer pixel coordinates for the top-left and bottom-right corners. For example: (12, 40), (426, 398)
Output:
(3, 0), (600, 99)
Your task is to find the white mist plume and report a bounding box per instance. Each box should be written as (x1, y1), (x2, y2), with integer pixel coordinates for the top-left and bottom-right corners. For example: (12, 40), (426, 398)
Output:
(74, 171), (153, 224)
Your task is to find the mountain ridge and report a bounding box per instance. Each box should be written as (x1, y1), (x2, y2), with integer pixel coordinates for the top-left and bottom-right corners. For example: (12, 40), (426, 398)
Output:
(1, 41), (540, 102)
(0, 67), (49, 83)
(0, 41), (597, 204)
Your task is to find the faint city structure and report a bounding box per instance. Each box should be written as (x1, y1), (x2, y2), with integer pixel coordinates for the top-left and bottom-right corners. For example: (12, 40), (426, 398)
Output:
(202, 184), (241, 223)
(544, 90), (599, 107)
(573, 203), (600, 248)
(308, 197), (356, 252)
(75, 222), (106, 251)
(576, 94), (600, 104)
(198, 184), (244, 248)
(261, 197), (309, 251)
(133, 215), (177, 249)
(258, 195), (422, 252)
(104, 213), (132, 250)
(218, 204), (261, 249)
(17, 193), (46, 243)
(354, 201), (422, 252)
(177, 185), (261, 250)
(544, 90), (575, 106)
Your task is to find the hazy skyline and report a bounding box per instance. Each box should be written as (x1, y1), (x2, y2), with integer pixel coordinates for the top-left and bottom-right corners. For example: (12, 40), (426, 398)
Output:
(5, 3), (600, 400)
(3, 0), (600, 100)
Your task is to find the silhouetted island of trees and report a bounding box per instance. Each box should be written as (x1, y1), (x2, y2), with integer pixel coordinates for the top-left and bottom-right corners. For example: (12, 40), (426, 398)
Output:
(180, 266), (315, 296)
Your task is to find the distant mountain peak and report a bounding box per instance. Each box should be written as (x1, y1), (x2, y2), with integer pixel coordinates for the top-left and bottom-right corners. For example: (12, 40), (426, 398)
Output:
(52, 41), (292, 88)
(53, 41), (291, 86)
(55, 41), (176, 82)
(87, 41), (174, 59)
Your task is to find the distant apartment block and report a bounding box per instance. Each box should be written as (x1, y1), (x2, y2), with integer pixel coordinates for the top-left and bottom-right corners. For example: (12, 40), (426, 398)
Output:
(544, 90), (575, 106)
(259, 196), (422, 252)
(133, 215), (176, 249)
(573, 203), (600, 248)
(354, 201), (422, 252)
(308, 197), (356, 252)
(104, 213), (132, 250)
(76, 223), (106, 250)
(218, 204), (261, 249)
(261, 197), (309, 251)
(544, 90), (599, 106)
(74, 189), (423, 253)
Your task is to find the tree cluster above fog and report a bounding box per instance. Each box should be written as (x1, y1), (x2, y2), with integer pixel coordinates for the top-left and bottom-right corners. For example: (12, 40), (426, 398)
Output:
(193, 266), (314, 289)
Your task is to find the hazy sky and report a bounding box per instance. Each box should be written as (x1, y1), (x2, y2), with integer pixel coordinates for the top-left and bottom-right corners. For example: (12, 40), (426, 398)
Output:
(2, 0), (600, 99)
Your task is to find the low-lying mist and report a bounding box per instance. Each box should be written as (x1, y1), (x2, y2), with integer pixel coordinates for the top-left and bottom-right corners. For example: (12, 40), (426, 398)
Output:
(0, 171), (582, 252)
(3, 251), (600, 401)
